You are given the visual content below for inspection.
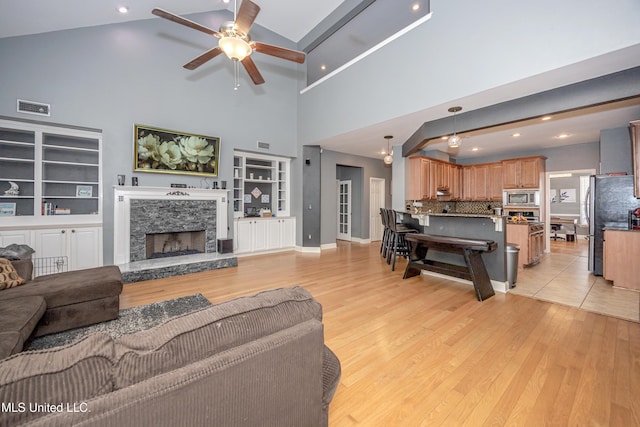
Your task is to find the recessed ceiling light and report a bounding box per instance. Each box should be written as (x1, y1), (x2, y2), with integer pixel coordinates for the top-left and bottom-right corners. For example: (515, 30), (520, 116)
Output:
(555, 133), (571, 139)
(441, 136), (448, 140)
(412, 4), (420, 11)
(541, 116), (552, 121)
(512, 133), (521, 137)
(471, 147), (479, 151)
(320, 65), (327, 71)
(117, 6), (129, 14)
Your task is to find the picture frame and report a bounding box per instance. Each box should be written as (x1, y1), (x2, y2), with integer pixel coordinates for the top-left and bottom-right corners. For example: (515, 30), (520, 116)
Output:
(0, 202), (16, 216)
(76, 185), (93, 198)
(134, 124), (220, 177)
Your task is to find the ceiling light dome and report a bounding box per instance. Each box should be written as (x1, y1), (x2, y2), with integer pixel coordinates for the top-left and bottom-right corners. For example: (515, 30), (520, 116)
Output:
(219, 35), (252, 61)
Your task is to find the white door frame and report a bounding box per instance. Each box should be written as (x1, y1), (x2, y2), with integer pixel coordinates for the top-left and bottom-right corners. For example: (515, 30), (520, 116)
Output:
(337, 180), (352, 241)
(369, 177), (386, 242)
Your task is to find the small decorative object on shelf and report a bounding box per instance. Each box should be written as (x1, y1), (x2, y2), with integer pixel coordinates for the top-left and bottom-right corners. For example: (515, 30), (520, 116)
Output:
(76, 185), (93, 197)
(131, 177), (138, 186)
(117, 175), (125, 186)
(3, 182), (19, 196)
(0, 203), (16, 216)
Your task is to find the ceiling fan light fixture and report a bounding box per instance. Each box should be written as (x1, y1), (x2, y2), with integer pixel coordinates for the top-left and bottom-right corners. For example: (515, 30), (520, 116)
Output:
(219, 36), (252, 61)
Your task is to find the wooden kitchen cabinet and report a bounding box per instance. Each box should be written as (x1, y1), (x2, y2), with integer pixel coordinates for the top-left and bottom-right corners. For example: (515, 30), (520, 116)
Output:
(472, 165), (489, 201)
(488, 162), (503, 201)
(603, 229), (640, 290)
(408, 157), (432, 200)
(450, 164), (463, 200)
(506, 222), (545, 268)
(631, 120), (640, 198)
(502, 156), (546, 189)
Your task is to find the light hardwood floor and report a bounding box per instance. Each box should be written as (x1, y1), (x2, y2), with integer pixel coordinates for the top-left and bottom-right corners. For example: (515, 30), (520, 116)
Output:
(120, 242), (640, 426)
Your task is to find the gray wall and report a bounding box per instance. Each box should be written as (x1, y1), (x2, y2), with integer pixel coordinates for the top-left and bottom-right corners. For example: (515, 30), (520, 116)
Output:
(550, 175), (588, 217)
(320, 150), (391, 245)
(298, 0), (640, 147)
(0, 11), (303, 264)
(600, 126), (633, 174)
(456, 141), (600, 172)
(302, 146), (322, 247)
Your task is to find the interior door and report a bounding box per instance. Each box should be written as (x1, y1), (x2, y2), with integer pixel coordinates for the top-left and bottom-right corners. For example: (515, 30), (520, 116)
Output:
(337, 180), (352, 241)
(369, 178), (385, 242)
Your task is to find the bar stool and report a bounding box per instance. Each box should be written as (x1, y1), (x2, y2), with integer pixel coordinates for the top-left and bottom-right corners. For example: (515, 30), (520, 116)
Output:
(380, 208), (391, 258)
(386, 209), (418, 271)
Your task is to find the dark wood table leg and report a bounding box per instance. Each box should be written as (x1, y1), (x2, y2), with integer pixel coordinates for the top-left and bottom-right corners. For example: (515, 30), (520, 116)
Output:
(463, 249), (495, 301)
(403, 241), (429, 279)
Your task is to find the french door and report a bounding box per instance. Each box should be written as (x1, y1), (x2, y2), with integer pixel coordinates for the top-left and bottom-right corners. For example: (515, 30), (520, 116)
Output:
(337, 180), (352, 241)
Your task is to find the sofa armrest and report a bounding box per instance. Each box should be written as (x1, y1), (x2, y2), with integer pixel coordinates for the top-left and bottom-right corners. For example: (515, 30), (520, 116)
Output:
(322, 345), (341, 417)
(10, 259), (33, 282)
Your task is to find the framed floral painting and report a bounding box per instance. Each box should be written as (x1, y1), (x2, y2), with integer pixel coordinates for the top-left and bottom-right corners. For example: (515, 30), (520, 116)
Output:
(134, 124), (220, 177)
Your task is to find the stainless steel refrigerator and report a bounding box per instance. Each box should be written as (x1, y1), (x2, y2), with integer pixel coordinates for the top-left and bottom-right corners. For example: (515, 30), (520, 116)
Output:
(587, 175), (639, 275)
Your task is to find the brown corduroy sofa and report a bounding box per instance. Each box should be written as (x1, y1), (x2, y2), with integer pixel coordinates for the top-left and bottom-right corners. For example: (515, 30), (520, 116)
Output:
(0, 286), (341, 427)
(0, 259), (123, 358)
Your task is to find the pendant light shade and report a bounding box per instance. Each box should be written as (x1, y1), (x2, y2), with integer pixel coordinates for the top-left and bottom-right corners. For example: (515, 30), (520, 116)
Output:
(447, 106), (462, 148)
(383, 135), (393, 164)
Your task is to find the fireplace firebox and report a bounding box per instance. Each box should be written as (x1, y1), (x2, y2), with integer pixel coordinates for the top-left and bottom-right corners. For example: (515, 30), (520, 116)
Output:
(145, 231), (206, 259)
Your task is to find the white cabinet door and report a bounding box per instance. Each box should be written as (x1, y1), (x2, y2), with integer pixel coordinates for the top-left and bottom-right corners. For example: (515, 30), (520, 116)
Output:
(33, 229), (68, 259)
(69, 227), (102, 270)
(266, 219), (281, 250)
(0, 230), (32, 247)
(33, 227), (102, 273)
(252, 220), (269, 252)
(234, 220), (253, 254)
(280, 218), (296, 248)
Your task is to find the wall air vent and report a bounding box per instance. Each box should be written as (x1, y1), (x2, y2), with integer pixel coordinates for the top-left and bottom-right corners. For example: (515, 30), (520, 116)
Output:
(17, 99), (50, 116)
(257, 141), (270, 150)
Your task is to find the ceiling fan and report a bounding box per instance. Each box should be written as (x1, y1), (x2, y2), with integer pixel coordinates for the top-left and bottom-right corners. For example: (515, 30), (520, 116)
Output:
(152, 0), (306, 86)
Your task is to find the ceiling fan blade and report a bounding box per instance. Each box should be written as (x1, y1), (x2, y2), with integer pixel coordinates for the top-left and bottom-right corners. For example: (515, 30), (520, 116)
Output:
(253, 42), (305, 64)
(234, 0), (260, 35)
(183, 47), (224, 70)
(152, 8), (220, 37)
(241, 56), (265, 85)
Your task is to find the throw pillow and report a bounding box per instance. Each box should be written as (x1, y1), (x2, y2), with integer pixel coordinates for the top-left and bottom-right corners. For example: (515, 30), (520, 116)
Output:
(0, 258), (26, 290)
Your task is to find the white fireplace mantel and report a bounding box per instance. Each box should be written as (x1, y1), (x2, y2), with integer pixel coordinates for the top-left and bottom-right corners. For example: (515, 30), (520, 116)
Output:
(113, 186), (229, 265)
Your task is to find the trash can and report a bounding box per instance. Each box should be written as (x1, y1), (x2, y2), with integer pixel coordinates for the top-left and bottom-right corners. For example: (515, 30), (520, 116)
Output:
(506, 243), (519, 288)
(565, 232), (576, 242)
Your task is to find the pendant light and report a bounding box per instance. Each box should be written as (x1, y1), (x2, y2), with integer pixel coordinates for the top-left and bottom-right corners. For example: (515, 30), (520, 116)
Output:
(383, 135), (394, 165)
(447, 106), (462, 148)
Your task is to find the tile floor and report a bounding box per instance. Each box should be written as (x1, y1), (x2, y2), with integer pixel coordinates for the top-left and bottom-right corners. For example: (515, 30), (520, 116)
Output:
(509, 238), (640, 322)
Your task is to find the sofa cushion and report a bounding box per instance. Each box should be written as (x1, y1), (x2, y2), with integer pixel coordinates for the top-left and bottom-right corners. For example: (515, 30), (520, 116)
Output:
(112, 286), (322, 389)
(0, 265), (122, 308)
(0, 333), (115, 427)
(0, 258), (26, 290)
(0, 295), (47, 358)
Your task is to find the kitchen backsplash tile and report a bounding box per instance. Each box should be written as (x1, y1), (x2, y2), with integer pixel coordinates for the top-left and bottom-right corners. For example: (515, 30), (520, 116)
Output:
(405, 200), (502, 215)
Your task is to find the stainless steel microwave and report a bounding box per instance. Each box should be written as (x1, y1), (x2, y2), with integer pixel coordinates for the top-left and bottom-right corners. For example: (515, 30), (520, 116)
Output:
(503, 189), (540, 207)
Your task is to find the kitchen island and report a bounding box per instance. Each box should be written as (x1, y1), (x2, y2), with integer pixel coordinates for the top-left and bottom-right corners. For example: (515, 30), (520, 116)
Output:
(400, 212), (508, 292)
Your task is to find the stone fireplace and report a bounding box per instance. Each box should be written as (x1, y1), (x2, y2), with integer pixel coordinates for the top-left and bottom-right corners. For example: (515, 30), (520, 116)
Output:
(128, 198), (217, 262)
(113, 187), (235, 282)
